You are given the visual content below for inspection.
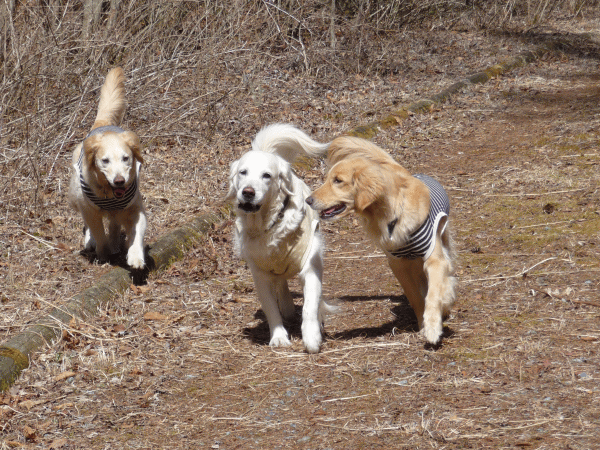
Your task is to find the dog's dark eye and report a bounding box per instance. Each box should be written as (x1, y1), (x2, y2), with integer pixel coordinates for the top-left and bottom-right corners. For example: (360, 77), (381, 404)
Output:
(122, 156), (129, 162)
(239, 169), (247, 176)
(262, 173), (272, 180)
(101, 158), (109, 164)
(333, 177), (343, 184)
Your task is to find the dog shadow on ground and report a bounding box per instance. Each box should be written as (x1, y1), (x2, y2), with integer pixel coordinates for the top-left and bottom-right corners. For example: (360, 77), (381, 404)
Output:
(243, 293), (454, 350)
(79, 239), (151, 285)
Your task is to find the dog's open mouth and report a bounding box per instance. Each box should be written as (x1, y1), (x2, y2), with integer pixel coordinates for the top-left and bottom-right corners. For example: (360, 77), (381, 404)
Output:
(238, 202), (261, 213)
(320, 204), (346, 219)
(113, 187), (127, 198)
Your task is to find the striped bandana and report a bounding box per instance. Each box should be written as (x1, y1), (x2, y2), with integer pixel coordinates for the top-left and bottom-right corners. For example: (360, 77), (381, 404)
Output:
(78, 126), (138, 211)
(388, 174), (450, 260)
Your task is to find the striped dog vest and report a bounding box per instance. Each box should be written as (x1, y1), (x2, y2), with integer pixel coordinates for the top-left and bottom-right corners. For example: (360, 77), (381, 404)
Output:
(388, 174), (450, 260)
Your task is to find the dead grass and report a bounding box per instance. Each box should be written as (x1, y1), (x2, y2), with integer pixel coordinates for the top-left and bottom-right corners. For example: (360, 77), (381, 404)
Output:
(1, 1), (600, 449)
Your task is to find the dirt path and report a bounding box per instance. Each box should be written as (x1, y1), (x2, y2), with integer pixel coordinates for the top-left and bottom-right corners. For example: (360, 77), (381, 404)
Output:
(2, 29), (600, 450)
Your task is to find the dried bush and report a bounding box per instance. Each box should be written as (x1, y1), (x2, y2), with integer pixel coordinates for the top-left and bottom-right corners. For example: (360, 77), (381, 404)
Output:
(0, 0), (592, 225)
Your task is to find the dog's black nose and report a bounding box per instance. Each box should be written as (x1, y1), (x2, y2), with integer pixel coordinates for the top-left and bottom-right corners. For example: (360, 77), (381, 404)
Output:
(114, 176), (125, 186)
(305, 196), (314, 206)
(242, 187), (255, 200)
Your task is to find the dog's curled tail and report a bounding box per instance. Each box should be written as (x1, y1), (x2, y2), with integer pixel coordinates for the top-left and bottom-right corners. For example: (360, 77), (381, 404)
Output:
(92, 67), (127, 130)
(252, 123), (329, 163)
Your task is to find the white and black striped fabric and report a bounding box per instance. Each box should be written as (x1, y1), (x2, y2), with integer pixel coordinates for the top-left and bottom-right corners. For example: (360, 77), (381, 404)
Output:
(78, 126), (138, 211)
(388, 174), (450, 260)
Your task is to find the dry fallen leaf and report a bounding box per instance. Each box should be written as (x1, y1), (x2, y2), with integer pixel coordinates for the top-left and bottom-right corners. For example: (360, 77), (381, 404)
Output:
(22, 425), (36, 441)
(56, 242), (71, 252)
(47, 438), (68, 449)
(143, 311), (168, 321)
(18, 399), (48, 410)
(130, 284), (151, 295)
(53, 371), (77, 382)
(113, 323), (126, 333)
(55, 402), (74, 410)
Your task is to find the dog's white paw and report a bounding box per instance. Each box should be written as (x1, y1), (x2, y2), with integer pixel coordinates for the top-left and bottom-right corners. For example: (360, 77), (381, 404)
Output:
(127, 249), (145, 269)
(421, 314), (443, 345)
(301, 320), (323, 354)
(269, 328), (292, 348)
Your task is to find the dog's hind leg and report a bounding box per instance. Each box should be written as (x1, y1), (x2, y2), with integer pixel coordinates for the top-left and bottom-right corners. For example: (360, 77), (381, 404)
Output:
(82, 209), (109, 261)
(249, 264), (291, 348)
(107, 217), (122, 255)
(274, 278), (296, 321)
(387, 256), (428, 329)
(299, 250), (324, 354)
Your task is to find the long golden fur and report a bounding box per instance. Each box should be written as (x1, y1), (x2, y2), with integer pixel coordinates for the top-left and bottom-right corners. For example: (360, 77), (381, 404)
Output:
(68, 68), (147, 269)
(306, 136), (456, 344)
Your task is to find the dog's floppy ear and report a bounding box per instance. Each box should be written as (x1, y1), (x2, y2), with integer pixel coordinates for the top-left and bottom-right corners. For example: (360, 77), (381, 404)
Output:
(121, 131), (143, 164)
(225, 159), (239, 200)
(278, 158), (295, 197)
(83, 135), (102, 168)
(353, 163), (385, 212)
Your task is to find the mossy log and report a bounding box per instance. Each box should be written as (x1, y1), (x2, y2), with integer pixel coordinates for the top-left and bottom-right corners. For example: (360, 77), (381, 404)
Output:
(346, 40), (565, 140)
(0, 213), (221, 391)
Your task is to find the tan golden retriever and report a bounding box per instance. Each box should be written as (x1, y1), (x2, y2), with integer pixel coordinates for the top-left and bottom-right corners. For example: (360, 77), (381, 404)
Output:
(68, 68), (146, 269)
(306, 136), (456, 345)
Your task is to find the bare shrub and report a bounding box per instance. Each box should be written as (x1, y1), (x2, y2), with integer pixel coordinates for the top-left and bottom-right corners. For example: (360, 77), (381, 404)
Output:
(0, 0), (591, 225)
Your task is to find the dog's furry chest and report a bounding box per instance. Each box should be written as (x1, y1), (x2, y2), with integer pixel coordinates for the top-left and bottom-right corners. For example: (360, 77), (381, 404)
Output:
(237, 211), (316, 278)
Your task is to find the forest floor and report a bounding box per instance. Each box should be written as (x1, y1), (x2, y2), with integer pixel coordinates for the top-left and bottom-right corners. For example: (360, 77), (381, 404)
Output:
(1, 13), (600, 450)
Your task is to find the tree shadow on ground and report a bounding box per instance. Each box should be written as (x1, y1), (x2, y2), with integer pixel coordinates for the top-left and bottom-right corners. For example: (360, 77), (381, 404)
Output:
(492, 29), (600, 62)
(243, 293), (454, 349)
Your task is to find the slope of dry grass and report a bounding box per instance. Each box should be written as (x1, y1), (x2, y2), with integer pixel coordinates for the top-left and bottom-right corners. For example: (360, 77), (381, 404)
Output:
(1, 2), (600, 448)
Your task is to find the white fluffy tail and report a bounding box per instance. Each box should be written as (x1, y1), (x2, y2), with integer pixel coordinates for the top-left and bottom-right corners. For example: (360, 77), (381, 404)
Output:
(92, 67), (126, 130)
(252, 123), (329, 163)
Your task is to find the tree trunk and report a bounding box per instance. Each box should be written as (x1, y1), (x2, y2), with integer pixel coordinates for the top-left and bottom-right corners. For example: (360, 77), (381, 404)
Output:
(82, 0), (104, 41)
(1, 0), (16, 80)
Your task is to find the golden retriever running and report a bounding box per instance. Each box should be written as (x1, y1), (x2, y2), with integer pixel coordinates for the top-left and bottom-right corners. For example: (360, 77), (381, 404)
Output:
(227, 124), (331, 353)
(68, 68), (147, 269)
(306, 136), (456, 345)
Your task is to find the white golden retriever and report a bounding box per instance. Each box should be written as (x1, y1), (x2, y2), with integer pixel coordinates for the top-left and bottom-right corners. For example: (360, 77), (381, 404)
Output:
(68, 68), (146, 269)
(227, 124), (330, 353)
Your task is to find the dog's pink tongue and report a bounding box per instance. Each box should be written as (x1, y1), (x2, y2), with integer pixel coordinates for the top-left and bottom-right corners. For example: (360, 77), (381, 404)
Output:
(113, 188), (126, 198)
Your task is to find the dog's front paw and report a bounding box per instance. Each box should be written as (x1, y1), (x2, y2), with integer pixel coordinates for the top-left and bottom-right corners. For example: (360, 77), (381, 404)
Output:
(301, 321), (323, 354)
(269, 328), (292, 348)
(127, 249), (145, 270)
(421, 314), (443, 345)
